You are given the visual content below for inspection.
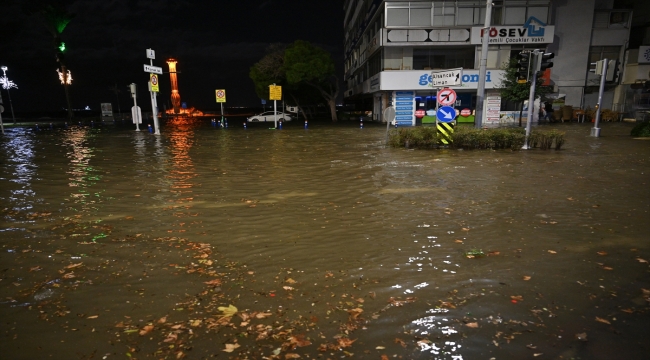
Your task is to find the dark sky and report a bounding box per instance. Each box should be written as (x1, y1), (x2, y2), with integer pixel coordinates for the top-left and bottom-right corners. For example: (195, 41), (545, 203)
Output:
(0, 0), (345, 114)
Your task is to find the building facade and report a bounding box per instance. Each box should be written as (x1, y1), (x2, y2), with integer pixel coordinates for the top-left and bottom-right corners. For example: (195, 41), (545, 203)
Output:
(343, 0), (634, 125)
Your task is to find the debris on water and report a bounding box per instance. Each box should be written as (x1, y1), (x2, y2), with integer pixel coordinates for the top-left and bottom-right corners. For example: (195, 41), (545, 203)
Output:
(34, 288), (55, 301)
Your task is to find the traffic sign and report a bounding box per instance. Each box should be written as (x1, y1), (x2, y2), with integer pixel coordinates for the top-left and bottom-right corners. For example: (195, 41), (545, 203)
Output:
(269, 85), (282, 100)
(430, 68), (462, 87)
(215, 89), (226, 103)
(436, 106), (456, 123)
(150, 74), (159, 92)
(437, 88), (457, 106)
(144, 64), (163, 74)
(146, 49), (155, 59)
(460, 108), (471, 117)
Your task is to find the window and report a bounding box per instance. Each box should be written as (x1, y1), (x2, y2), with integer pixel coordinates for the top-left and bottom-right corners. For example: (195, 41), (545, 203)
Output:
(589, 46), (621, 64)
(504, 7), (526, 24)
(386, 8), (409, 26)
(411, 6), (432, 26)
(413, 47), (475, 70)
(433, 3), (455, 26)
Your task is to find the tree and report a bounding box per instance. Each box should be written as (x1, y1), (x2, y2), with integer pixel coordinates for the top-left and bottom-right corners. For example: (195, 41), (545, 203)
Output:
(498, 58), (552, 126)
(249, 44), (324, 121)
(284, 41), (339, 122)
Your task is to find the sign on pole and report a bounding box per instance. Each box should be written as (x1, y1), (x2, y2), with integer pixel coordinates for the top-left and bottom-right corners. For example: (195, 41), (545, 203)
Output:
(144, 64), (163, 74)
(437, 88), (458, 106)
(430, 68), (462, 87)
(215, 89), (226, 103)
(150, 74), (159, 92)
(269, 85), (282, 100)
(436, 106), (456, 123)
(146, 49), (155, 59)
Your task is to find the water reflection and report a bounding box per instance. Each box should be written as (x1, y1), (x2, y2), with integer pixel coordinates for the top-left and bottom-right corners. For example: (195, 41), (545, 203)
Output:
(0, 129), (38, 218)
(62, 127), (102, 210)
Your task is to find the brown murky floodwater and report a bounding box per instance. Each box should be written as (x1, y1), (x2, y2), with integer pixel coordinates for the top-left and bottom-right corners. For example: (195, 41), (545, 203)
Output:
(1, 118), (649, 360)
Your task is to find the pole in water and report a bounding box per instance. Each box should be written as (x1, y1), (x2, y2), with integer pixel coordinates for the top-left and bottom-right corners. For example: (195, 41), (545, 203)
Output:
(360, 117), (364, 129)
(65, 122), (68, 129)
(304, 120), (308, 129)
(91, 120), (94, 128)
(35, 124), (39, 131)
(225, 118), (228, 128)
(148, 124), (153, 133)
(211, 118), (216, 127)
(243, 121), (247, 129)
(279, 120), (283, 129)
(50, 123), (54, 130)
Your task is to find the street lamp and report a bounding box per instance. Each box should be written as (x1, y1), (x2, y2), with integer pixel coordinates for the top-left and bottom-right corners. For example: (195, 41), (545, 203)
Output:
(56, 68), (73, 85)
(0, 66), (18, 124)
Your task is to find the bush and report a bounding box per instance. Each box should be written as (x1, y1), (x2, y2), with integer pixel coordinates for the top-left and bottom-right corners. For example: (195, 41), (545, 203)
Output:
(387, 126), (438, 148)
(451, 127), (525, 150)
(387, 126), (565, 150)
(631, 121), (650, 137)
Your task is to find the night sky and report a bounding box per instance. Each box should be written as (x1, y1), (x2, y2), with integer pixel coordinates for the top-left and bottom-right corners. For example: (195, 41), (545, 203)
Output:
(0, 0), (345, 114)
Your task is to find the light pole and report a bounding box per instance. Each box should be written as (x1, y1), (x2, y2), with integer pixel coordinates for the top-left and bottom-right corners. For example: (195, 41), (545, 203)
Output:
(0, 66), (18, 124)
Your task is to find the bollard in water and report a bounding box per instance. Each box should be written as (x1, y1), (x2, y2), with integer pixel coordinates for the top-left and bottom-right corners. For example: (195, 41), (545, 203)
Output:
(360, 117), (364, 129)
(225, 118), (228, 128)
(65, 122), (68, 129)
(50, 123), (54, 130)
(279, 120), (283, 129)
(211, 119), (216, 127)
(395, 121), (398, 128)
(91, 120), (94, 128)
(304, 120), (308, 129)
(148, 124), (153, 133)
(35, 124), (39, 132)
(243, 121), (247, 129)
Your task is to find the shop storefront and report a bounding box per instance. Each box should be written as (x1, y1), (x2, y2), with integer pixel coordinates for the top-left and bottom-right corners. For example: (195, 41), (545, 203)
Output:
(369, 69), (505, 125)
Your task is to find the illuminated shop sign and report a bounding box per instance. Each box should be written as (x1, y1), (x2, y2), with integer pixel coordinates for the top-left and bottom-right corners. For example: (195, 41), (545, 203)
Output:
(379, 70), (504, 91)
(470, 17), (554, 44)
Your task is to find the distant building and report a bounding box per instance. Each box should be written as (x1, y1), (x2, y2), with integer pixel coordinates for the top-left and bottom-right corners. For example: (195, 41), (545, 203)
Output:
(343, 0), (639, 125)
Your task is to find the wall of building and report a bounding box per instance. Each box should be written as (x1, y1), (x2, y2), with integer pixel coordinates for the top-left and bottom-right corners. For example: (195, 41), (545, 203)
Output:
(550, 0), (596, 108)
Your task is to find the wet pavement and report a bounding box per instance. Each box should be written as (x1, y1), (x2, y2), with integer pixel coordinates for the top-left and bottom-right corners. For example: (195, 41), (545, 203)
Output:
(1, 118), (649, 359)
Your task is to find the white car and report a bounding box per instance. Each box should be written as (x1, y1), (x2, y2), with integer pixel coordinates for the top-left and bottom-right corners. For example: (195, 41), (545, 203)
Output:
(247, 111), (293, 122)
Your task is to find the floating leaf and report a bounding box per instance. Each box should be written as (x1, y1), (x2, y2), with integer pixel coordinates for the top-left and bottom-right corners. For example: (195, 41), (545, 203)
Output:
(65, 262), (83, 269)
(465, 322), (479, 328)
(286, 278), (297, 284)
(285, 354), (301, 359)
(575, 332), (588, 341)
(636, 258), (648, 264)
(87, 315), (99, 319)
(523, 276), (531, 281)
(204, 279), (221, 286)
(595, 317), (611, 325)
(222, 343), (240, 353)
(139, 325), (154, 336)
(597, 251), (607, 256)
(547, 250), (557, 254)
(218, 305), (238, 317)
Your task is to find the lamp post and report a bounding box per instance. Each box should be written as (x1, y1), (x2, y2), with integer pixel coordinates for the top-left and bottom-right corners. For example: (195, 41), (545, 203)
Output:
(0, 66), (18, 124)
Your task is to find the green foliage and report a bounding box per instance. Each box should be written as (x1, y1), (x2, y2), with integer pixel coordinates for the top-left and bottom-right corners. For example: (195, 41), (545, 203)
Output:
(388, 126), (566, 151)
(451, 127), (526, 150)
(284, 40), (335, 84)
(499, 59), (553, 104)
(529, 129), (566, 150)
(387, 127), (438, 148)
(631, 121), (650, 137)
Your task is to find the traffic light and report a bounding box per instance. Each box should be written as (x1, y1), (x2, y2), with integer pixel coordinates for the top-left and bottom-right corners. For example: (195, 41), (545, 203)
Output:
(513, 52), (531, 83)
(538, 52), (555, 71)
(606, 60), (620, 82)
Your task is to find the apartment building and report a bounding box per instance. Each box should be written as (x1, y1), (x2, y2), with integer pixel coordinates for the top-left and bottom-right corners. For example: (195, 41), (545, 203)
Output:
(343, 0), (634, 125)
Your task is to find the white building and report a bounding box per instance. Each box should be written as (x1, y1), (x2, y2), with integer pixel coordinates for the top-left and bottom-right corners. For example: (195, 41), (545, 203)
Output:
(343, 0), (635, 125)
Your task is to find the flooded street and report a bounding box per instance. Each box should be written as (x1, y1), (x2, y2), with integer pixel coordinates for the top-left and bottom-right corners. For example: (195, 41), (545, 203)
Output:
(1, 119), (649, 359)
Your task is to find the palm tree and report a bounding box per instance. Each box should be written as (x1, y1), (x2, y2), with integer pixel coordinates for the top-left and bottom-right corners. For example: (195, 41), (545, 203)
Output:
(109, 83), (122, 118)
(41, 4), (75, 120)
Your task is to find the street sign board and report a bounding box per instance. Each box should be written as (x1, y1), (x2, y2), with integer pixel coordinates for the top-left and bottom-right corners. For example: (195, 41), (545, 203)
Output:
(215, 89), (226, 103)
(269, 85), (282, 100)
(436, 106), (456, 123)
(144, 64), (163, 74)
(460, 108), (471, 117)
(146, 49), (155, 59)
(150, 74), (159, 92)
(430, 68), (462, 87)
(437, 88), (457, 106)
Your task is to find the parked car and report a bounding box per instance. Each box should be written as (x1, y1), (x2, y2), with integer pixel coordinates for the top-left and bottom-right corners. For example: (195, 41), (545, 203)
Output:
(246, 111), (293, 122)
